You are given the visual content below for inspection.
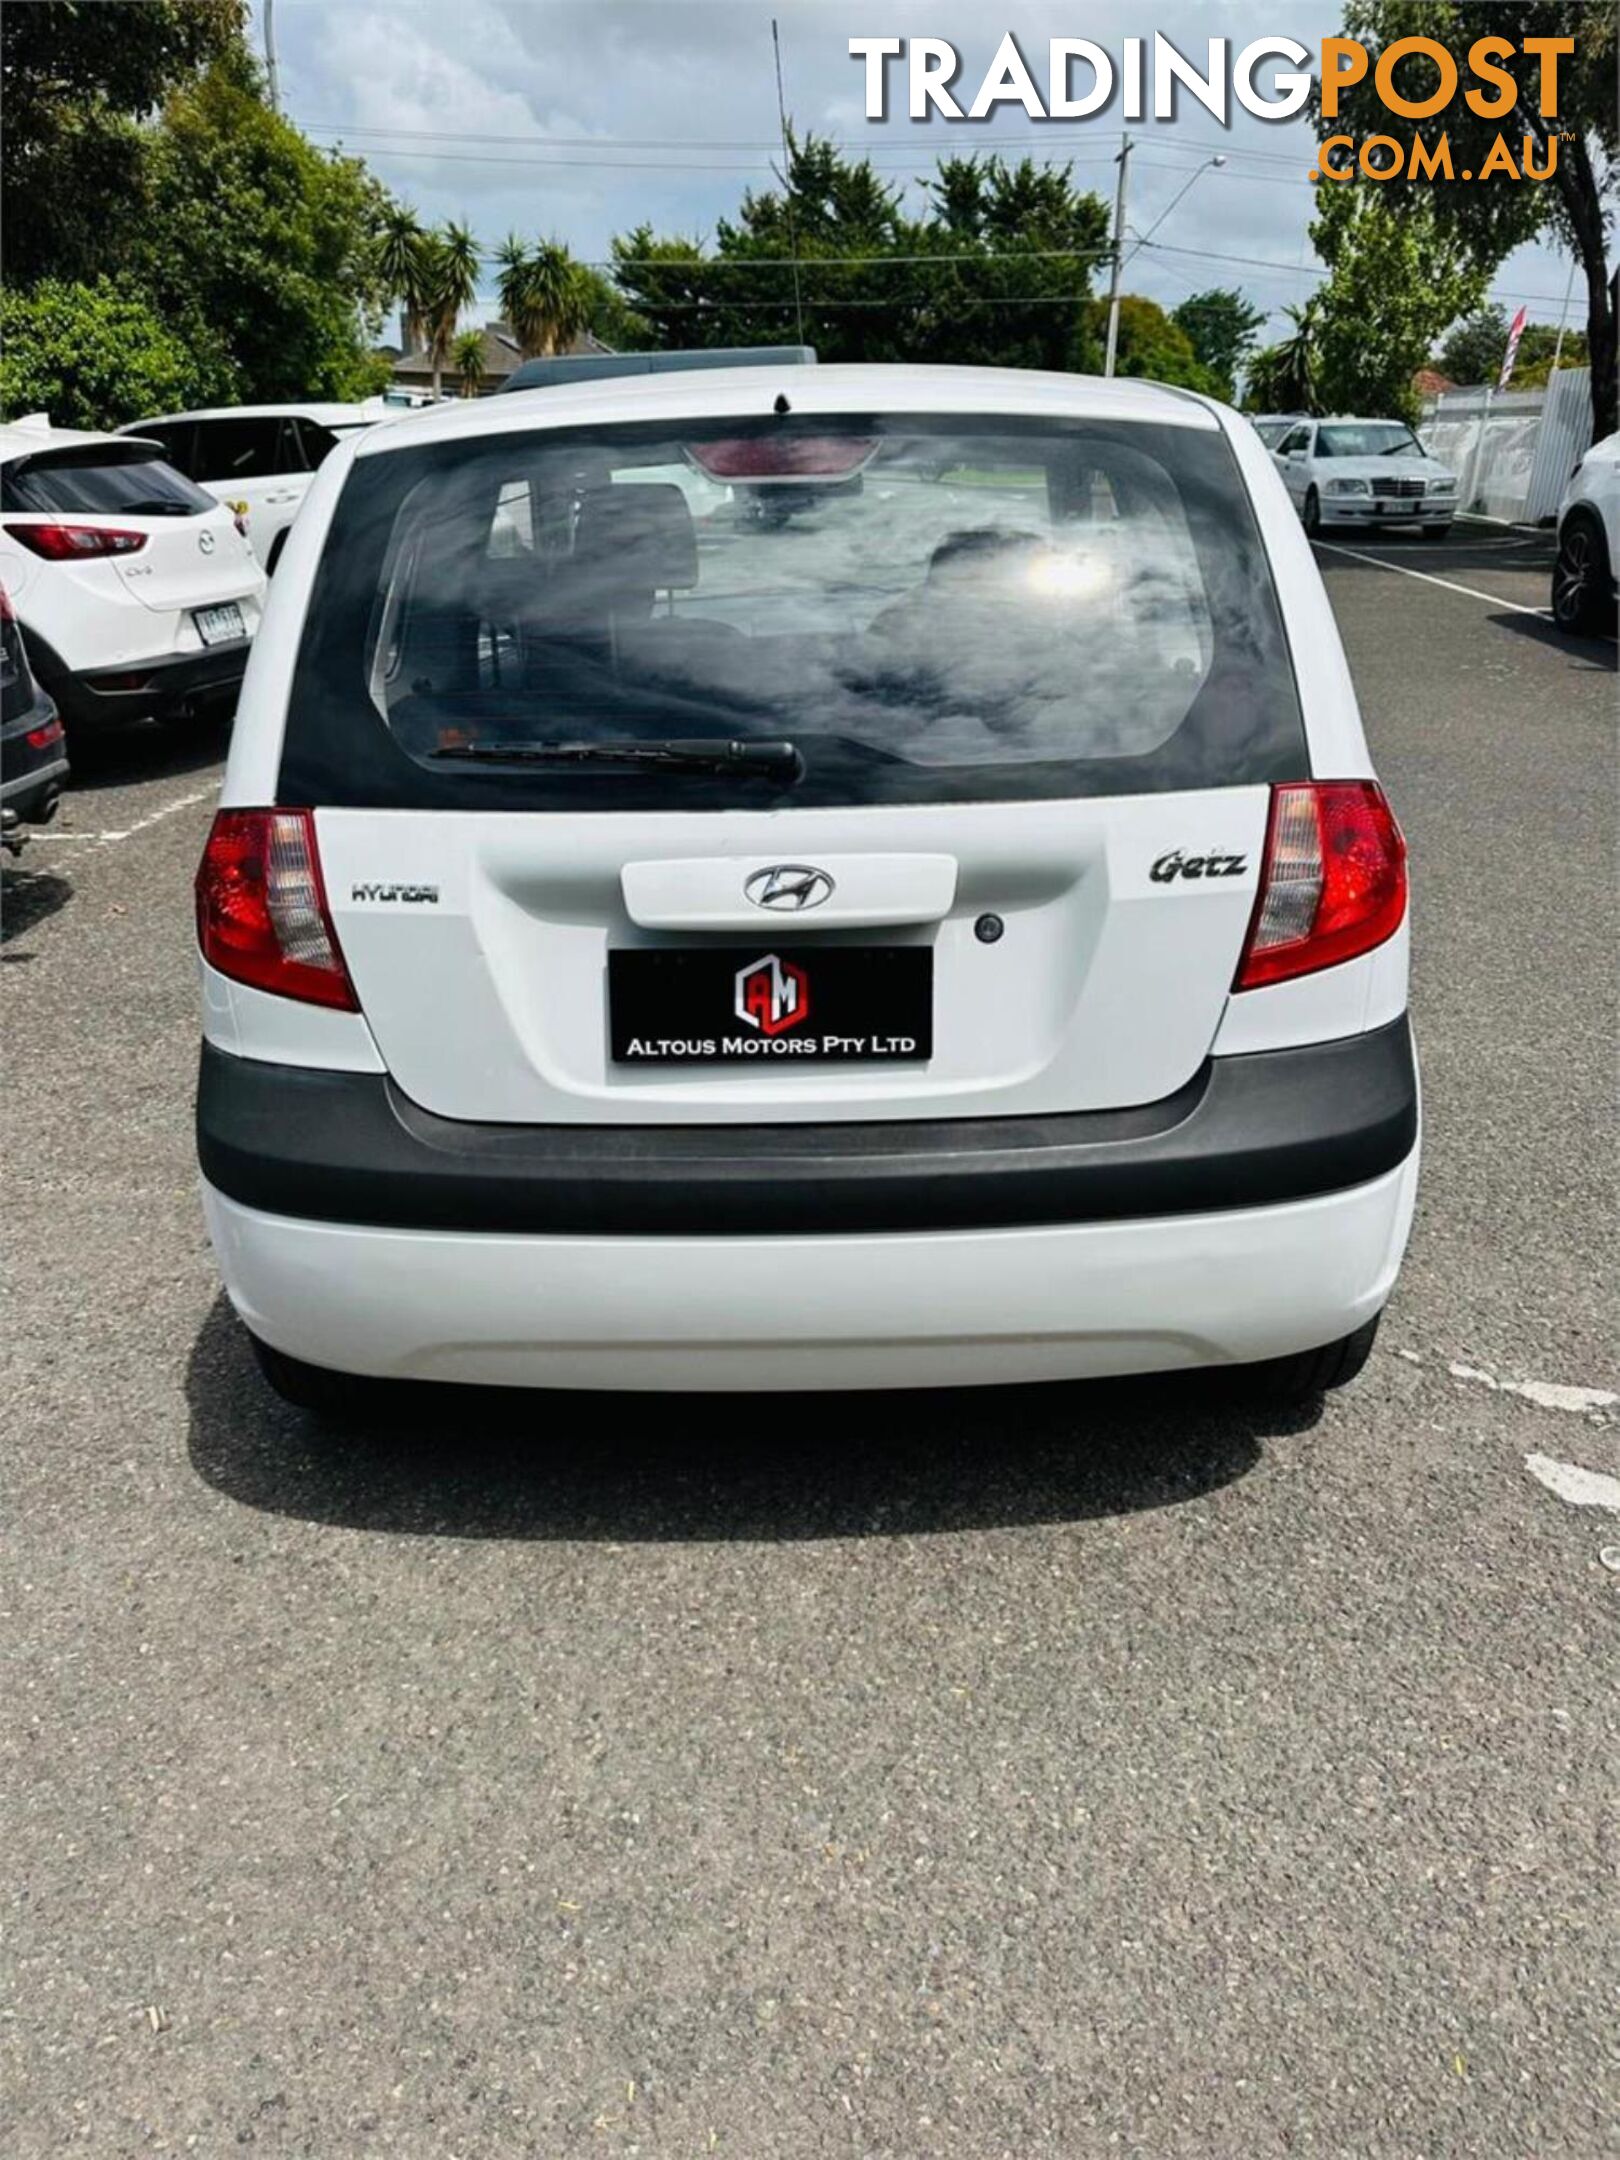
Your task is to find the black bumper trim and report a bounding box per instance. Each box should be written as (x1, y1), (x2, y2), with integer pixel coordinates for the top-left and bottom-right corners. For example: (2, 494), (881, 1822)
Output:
(198, 1018), (1417, 1237)
(55, 639), (251, 725)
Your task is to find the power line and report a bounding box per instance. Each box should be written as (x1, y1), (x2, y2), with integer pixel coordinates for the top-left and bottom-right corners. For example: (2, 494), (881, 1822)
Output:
(1136, 236), (1573, 305)
(298, 118), (1306, 180)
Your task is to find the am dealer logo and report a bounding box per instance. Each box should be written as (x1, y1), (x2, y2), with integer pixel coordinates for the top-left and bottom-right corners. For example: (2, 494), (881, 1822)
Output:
(735, 953), (810, 1037)
(850, 32), (1572, 186)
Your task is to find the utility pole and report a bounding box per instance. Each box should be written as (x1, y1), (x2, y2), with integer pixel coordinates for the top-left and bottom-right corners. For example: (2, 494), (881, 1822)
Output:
(263, 0), (281, 114)
(1103, 134), (1132, 379)
(1550, 255), (1577, 372)
(771, 18), (806, 348)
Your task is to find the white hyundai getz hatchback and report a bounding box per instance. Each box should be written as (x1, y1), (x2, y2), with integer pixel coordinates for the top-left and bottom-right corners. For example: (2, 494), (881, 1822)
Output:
(195, 365), (1417, 1410)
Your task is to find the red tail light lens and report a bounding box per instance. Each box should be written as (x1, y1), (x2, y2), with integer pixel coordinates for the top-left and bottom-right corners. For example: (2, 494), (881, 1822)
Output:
(1236, 782), (1407, 990)
(25, 718), (64, 751)
(195, 809), (357, 1011)
(5, 522), (148, 561)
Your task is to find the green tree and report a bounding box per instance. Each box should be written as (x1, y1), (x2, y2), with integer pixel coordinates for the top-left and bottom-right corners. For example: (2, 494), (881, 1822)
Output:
(419, 220), (482, 399)
(1171, 288), (1267, 400)
(1514, 323), (1590, 384)
(133, 52), (396, 402)
(377, 204), (430, 355)
(452, 328), (487, 398)
(611, 136), (1108, 371)
(1436, 303), (1511, 384)
(1435, 304), (1589, 385)
(0, 0), (244, 286)
(1089, 295), (1223, 394)
(1244, 304), (1323, 413)
(1309, 186), (1486, 420)
(1311, 1), (1618, 436)
(574, 265), (649, 352)
(0, 277), (238, 429)
(497, 237), (589, 359)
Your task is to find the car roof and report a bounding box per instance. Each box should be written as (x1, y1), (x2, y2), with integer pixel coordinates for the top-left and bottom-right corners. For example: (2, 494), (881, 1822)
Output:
(0, 415), (161, 467)
(352, 363), (1221, 459)
(120, 402), (371, 428)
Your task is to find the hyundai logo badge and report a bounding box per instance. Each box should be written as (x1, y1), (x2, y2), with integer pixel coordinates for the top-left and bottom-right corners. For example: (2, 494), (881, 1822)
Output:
(745, 864), (835, 912)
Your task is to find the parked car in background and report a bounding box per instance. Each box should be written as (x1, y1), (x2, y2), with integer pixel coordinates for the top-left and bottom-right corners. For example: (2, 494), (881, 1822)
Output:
(1272, 417), (1458, 539)
(1249, 413), (1308, 449)
(1, 582), (68, 851)
(120, 403), (379, 572)
(195, 363), (1417, 1414)
(1551, 430), (1618, 634)
(0, 416), (264, 736)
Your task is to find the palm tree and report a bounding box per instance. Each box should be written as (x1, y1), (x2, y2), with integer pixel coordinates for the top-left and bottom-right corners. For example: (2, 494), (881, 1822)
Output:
(376, 204), (428, 356)
(1249, 301), (1320, 414)
(495, 233), (538, 354)
(525, 241), (588, 357)
(496, 234), (588, 360)
(452, 328), (487, 398)
(423, 219), (482, 399)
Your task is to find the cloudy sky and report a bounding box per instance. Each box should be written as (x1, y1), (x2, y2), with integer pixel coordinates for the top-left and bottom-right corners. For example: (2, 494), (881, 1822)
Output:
(253, 0), (1578, 346)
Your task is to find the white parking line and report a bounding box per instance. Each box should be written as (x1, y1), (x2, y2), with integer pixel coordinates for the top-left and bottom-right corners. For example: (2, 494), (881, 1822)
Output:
(27, 784), (217, 847)
(1313, 539), (1552, 616)
(1525, 1454), (1620, 1514)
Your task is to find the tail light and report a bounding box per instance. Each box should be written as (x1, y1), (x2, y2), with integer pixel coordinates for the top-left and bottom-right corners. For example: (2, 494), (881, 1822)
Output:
(1236, 781), (1407, 990)
(6, 522), (148, 561)
(195, 809), (357, 1011)
(26, 718), (64, 751)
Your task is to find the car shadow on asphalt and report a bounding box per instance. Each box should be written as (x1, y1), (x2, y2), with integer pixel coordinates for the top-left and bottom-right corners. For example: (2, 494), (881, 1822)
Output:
(64, 717), (228, 791)
(185, 1295), (1317, 1541)
(1485, 610), (1618, 669)
(1, 863), (73, 954)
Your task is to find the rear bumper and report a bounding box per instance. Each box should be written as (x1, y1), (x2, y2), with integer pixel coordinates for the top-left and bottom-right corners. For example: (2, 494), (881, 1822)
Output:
(202, 1154), (1419, 1390)
(199, 1020), (1419, 1389)
(196, 1017), (1418, 1238)
(44, 638), (251, 728)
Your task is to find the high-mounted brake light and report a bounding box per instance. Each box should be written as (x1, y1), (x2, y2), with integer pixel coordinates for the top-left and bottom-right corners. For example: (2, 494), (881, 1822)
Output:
(6, 522), (148, 561)
(195, 809), (357, 1011)
(686, 437), (879, 482)
(1235, 782), (1406, 991)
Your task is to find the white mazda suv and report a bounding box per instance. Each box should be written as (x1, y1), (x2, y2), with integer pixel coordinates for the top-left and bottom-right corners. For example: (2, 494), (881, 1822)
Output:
(0, 417), (265, 735)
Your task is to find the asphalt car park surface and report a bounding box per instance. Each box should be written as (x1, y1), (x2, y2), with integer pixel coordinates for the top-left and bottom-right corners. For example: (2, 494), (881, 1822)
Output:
(4, 523), (1615, 2157)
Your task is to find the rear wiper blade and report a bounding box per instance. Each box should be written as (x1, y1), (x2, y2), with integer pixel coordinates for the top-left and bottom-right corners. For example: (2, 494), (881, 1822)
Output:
(431, 737), (805, 781)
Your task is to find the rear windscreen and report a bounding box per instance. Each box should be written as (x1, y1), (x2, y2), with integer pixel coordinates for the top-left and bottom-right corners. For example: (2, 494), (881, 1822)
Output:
(1, 444), (216, 518)
(280, 412), (1306, 812)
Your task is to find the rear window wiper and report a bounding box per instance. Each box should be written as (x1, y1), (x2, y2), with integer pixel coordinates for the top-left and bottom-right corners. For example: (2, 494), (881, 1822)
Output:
(430, 737), (805, 781)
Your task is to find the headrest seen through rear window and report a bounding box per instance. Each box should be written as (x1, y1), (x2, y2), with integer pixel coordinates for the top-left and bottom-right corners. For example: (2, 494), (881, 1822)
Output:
(573, 483), (698, 589)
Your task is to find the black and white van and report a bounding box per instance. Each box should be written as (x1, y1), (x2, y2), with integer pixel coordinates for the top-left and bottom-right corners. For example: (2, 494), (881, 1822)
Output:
(194, 365), (1417, 1408)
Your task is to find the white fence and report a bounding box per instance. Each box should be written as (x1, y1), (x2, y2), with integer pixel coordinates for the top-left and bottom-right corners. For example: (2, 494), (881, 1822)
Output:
(1420, 368), (1592, 524)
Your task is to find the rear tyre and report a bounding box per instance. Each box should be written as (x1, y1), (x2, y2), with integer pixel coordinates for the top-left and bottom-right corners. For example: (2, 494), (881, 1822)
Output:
(1302, 486), (1321, 538)
(249, 1333), (375, 1417)
(1231, 1313), (1382, 1405)
(1551, 512), (1615, 634)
